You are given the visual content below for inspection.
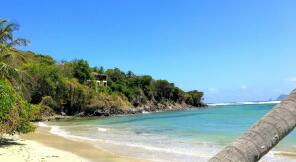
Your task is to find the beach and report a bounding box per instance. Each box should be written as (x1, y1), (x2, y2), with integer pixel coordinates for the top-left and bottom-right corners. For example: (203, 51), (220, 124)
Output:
(0, 127), (145, 162)
(2, 103), (296, 162)
(34, 103), (296, 162)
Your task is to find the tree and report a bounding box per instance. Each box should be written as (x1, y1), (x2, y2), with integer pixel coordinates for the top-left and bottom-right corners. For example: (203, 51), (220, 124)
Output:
(0, 19), (29, 81)
(186, 90), (203, 106)
(26, 63), (63, 103)
(92, 66), (104, 74)
(59, 78), (92, 115)
(152, 80), (175, 102)
(105, 68), (126, 83)
(0, 80), (34, 135)
(71, 59), (92, 84)
(209, 89), (296, 162)
(126, 70), (135, 78)
(0, 19), (31, 100)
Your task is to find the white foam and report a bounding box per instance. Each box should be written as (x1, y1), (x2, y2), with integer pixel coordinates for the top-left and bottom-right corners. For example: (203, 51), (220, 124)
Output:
(117, 142), (212, 158)
(142, 111), (150, 114)
(50, 126), (97, 141)
(40, 122), (295, 162)
(208, 101), (281, 106)
(98, 127), (107, 132)
(43, 123), (214, 159)
(39, 122), (97, 142)
(38, 122), (51, 127)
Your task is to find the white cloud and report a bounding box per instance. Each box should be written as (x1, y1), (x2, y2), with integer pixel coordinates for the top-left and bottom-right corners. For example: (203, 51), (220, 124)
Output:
(240, 84), (248, 89)
(285, 77), (296, 82)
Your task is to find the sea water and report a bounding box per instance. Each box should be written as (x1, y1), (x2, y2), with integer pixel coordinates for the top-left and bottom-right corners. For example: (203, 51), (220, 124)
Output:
(40, 103), (296, 162)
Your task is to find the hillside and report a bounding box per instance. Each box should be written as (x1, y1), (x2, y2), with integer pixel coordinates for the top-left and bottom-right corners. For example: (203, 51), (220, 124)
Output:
(16, 51), (205, 116)
(0, 19), (206, 135)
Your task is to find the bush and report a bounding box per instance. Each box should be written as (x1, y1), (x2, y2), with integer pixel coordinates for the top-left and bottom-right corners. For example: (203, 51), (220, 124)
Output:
(85, 92), (131, 115)
(25, 63), (63, 104)
(59, 78), (92, 115)
(71, 59), (92, 84)
(186, 90), (203, 106)
(0, 80), (35, 135)
(40, 96), (57, 110)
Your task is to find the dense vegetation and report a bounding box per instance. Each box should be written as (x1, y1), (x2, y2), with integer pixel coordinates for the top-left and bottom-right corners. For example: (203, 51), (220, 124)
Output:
(0, 19), (204, 135)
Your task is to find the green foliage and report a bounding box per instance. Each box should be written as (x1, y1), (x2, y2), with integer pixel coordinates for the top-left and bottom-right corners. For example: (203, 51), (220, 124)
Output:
(33, 54), (55, 65)
(92, 66), (104, 74)
(152, 80), (175, 102)
(0, 18), (205, 125)
(71, 59), (92, 84)
(187, 90), (204, 106)
(105, 68), (126, 83)
(0, 19), (29, 86)
(40, 96), (57, 109)
(85, 92), (131, 115)
(28, 104), (43, 121)
(25, 63), (63, 103)
(58, 78), (92, 115)
(0, 80), (35, 135)
(16, 99), (35, 133)
(0, 80), (16, 121)
(38, 96), (57, 117)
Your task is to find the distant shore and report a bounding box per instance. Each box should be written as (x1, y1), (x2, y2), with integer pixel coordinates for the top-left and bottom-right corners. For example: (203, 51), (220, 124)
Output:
(41, 104), (207, 121)
(0, 127), (146, 162)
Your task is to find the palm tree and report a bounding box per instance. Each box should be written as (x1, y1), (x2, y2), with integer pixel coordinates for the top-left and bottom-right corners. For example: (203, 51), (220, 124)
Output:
(209, 89), (296, 162)
(0, 19), (29, 81)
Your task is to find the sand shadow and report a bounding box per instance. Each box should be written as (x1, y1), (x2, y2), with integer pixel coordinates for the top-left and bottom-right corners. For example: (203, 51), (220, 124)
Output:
(0, 138), (24, 148)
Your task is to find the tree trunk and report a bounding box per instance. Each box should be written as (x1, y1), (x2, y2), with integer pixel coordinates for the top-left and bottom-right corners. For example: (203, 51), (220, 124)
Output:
(209, 89), (296, 162)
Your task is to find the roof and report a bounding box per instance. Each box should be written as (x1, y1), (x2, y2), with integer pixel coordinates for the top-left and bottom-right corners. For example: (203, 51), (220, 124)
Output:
(92, 72), (107, 80)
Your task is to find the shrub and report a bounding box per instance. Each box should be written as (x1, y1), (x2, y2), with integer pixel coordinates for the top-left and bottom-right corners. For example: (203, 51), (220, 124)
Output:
(40, 96), (57, 110)
(0, 80), (35, 135)
(59, 78), (92, 115)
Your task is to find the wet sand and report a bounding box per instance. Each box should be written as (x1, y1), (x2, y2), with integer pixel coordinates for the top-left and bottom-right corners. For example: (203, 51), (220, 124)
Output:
(0, 126), (146, 162)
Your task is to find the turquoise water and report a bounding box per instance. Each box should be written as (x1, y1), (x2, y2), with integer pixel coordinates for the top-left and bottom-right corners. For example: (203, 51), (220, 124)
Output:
(43, 103), (296, 161)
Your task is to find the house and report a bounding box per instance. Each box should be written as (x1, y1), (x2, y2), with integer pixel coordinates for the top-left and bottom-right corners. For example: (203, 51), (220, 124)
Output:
(87, 72), (108, 92)
(92, 72), (107, 87)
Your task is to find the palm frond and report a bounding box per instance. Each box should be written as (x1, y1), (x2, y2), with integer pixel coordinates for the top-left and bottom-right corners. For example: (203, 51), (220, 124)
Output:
(8, 38), (30, 47)
(0, 19), (20, 44)
(0, 19), (9, 29)
(0, 18), (31, 90)
(0, 62), (19, 80)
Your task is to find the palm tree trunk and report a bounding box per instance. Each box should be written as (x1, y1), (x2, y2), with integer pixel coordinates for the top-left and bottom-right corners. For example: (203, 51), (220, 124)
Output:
(208, 89), (296, 162)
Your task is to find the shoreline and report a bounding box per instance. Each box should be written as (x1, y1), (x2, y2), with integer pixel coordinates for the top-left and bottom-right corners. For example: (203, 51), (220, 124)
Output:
(42, 106), (206, 122)
(1, 122), (296, 162)
(21, 126), (147, 162)
(1, 126), (147, 162)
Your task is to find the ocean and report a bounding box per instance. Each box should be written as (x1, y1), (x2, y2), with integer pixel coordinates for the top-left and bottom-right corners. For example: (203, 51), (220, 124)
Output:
(40, 103), (296, 162)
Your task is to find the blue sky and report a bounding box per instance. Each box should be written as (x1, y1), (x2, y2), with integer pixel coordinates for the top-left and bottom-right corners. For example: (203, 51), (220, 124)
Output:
(1, 0), (296, 103)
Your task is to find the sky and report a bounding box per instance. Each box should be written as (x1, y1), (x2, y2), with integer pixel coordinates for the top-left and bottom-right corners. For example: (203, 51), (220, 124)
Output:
(1, 0), (296, 103)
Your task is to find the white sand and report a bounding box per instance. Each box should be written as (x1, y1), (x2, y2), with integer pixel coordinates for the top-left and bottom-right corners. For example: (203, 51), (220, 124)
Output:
(0, 136), (90, 162)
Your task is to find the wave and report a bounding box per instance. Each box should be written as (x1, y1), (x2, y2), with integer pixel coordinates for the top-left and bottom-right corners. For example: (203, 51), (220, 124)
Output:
(38, 122), (97, 141)
(208, 101), (281, 106)
(38, 122), (214, 159)
(106, 141), (213, 158)
(38, 122), (51, 127)
(98, 127), (108, 132)
(142, 111), (151, 114)
(38, 122), (295, 162)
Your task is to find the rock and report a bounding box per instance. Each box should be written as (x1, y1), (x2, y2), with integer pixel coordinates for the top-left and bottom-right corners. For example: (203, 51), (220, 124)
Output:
(75, 112), (84, 116)
(93, 110), (104, 116)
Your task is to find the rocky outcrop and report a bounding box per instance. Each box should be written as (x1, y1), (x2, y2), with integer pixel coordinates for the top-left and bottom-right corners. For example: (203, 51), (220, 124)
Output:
(44, 101), (207, 120)
(81, 100), (207, 117)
